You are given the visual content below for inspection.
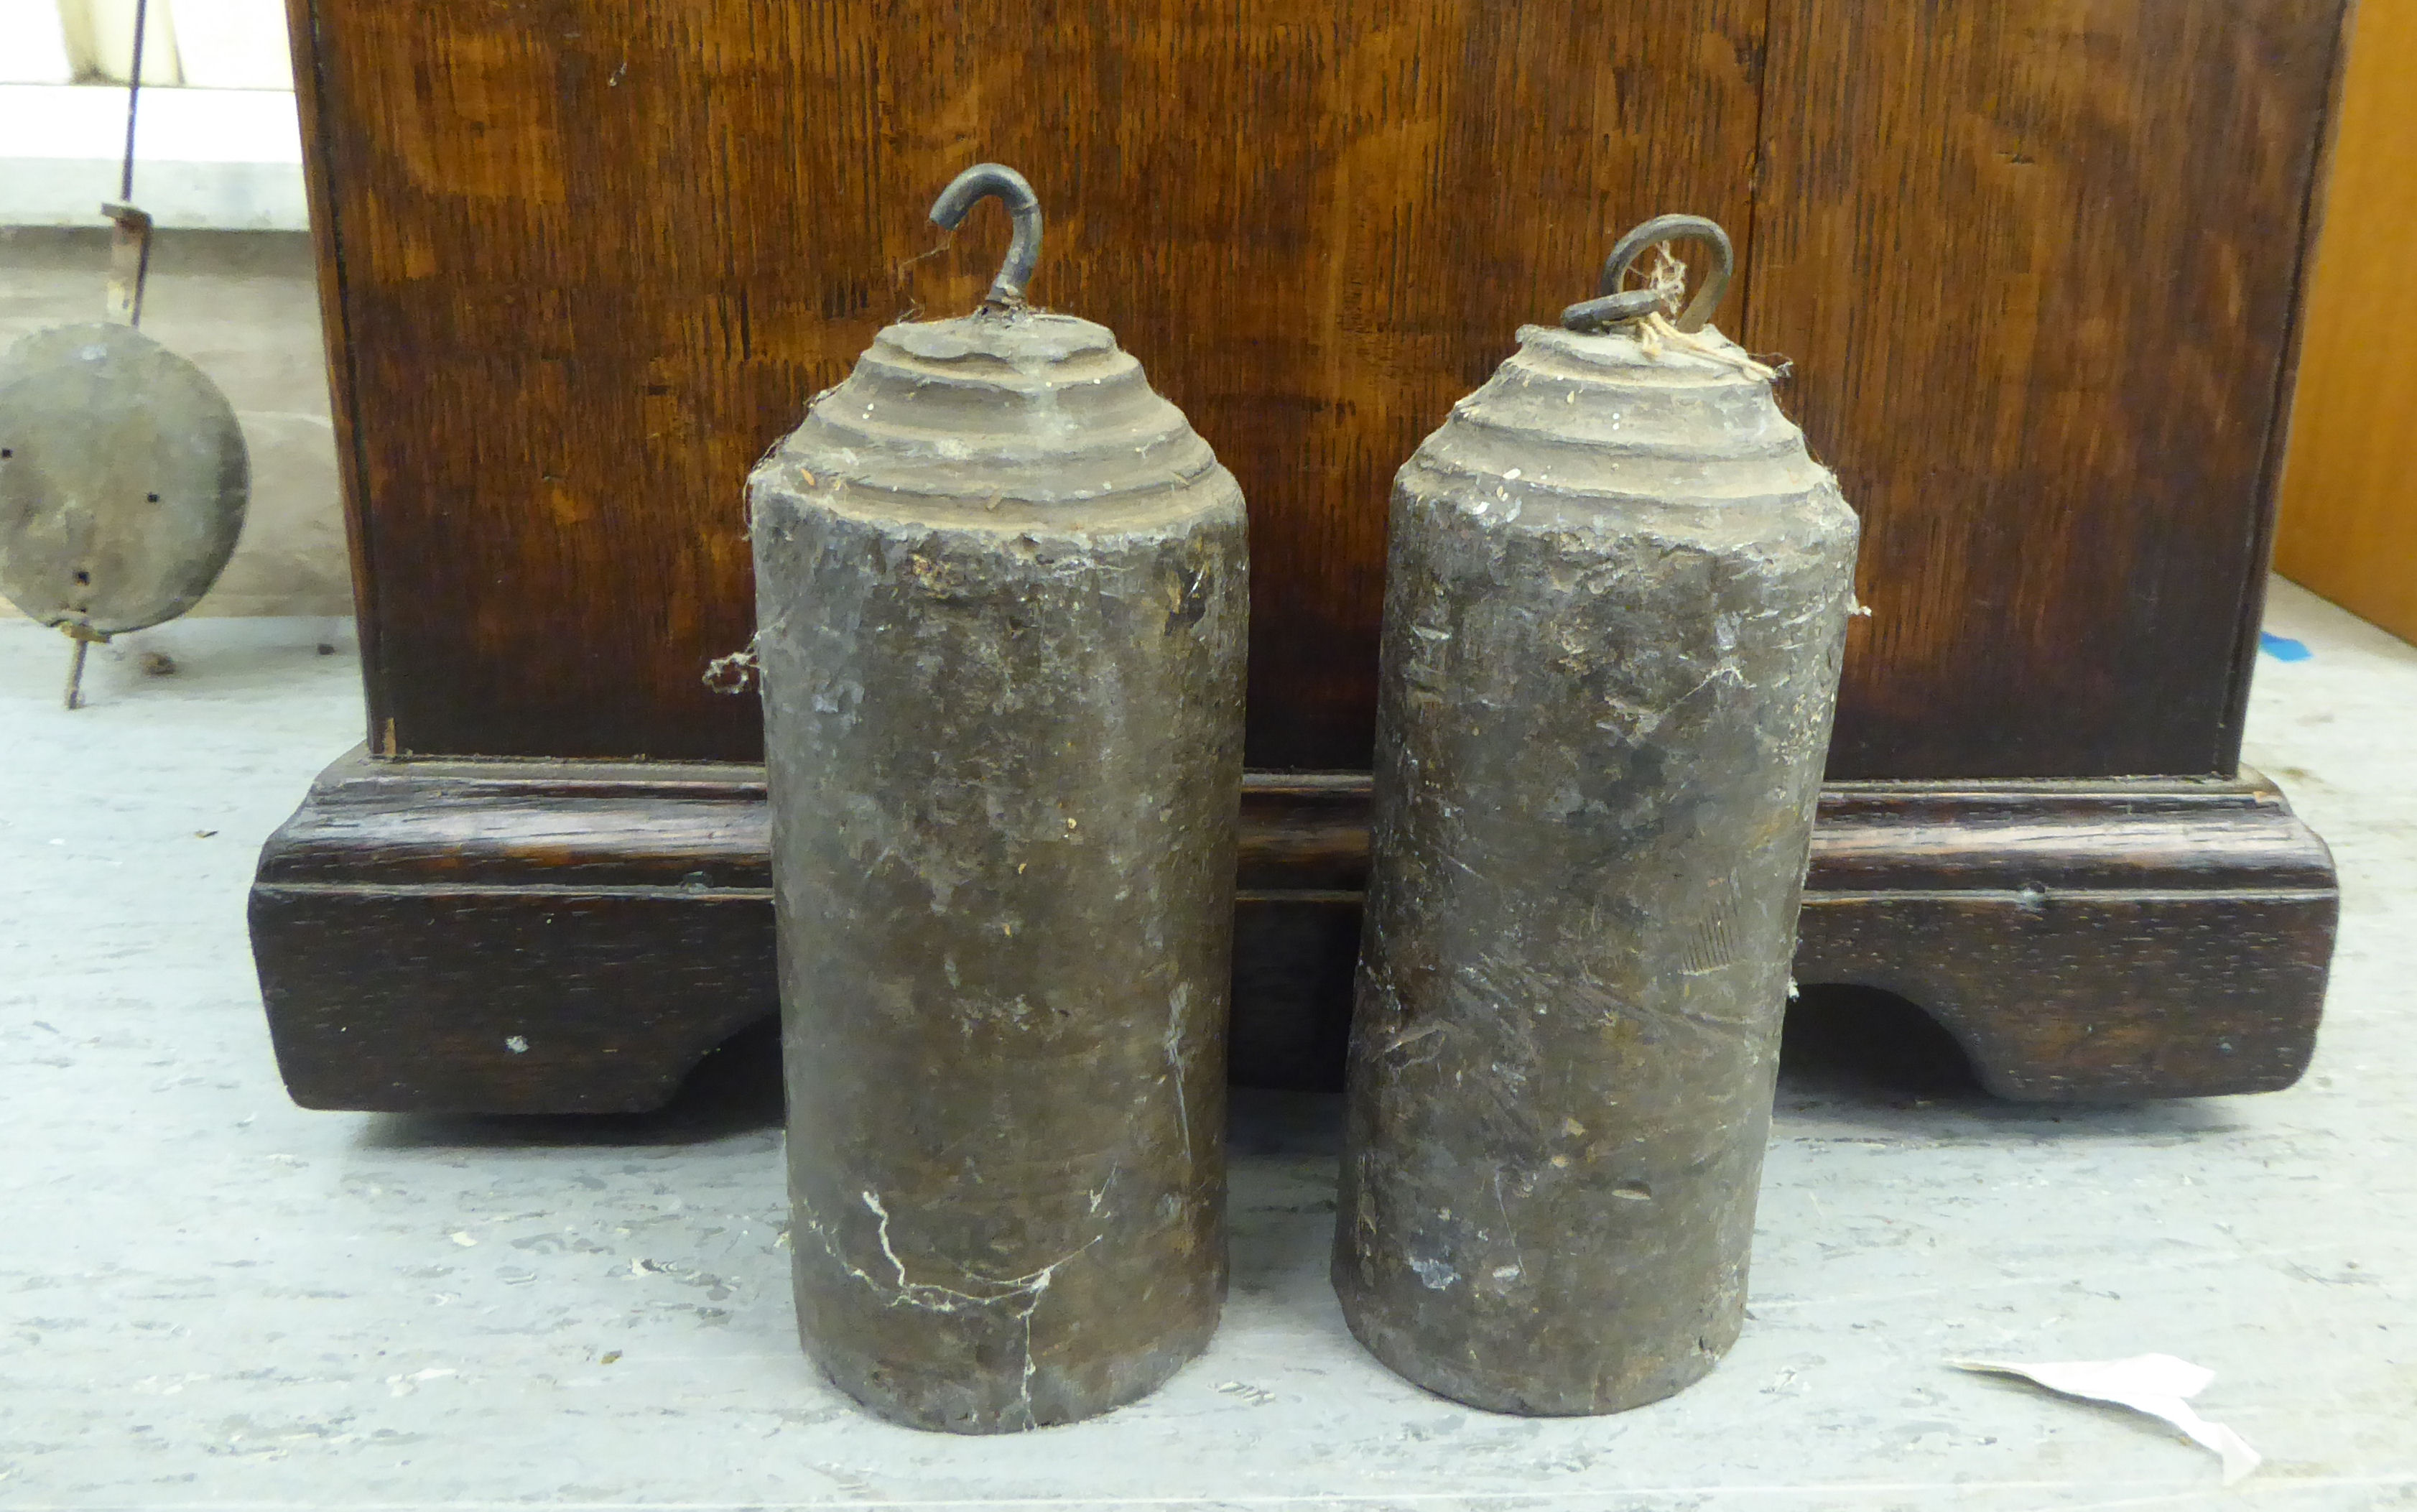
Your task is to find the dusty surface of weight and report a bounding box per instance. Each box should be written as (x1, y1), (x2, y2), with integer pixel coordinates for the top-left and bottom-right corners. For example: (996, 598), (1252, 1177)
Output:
(1335, 220), (1860, 1415)
(748, 168), (1247, 1433)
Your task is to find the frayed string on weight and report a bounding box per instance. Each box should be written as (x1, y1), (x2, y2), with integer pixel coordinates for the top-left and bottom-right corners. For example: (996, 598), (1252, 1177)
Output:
(1629, 244), (1783, 382)
(1643, 244), (1689, 317)
(1633, 310), (1779, 381)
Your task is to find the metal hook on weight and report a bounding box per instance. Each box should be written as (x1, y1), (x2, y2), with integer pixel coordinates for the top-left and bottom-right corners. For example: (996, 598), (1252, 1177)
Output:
(929, 164), (1044, 310)
(1561, 213), (1735, 335)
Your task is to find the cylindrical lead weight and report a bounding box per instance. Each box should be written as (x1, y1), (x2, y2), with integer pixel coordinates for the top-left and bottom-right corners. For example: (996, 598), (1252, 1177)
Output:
(1334, 216), (1860, 1415)
(749, 167), (1245, 1433)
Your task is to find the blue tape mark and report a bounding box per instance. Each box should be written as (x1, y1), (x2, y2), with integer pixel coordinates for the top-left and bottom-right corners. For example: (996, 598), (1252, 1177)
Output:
(2260, 631), (2313, 662)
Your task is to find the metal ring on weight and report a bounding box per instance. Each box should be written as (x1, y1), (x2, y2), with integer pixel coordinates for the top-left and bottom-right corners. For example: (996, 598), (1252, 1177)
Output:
(1559, 288), (1669, 335)
(1562, 213), (1735, 335)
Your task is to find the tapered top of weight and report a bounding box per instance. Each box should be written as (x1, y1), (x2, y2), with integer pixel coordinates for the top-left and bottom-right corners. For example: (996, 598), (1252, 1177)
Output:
(761, 165), (1223, 512)
(1402, 215), (1834, 506)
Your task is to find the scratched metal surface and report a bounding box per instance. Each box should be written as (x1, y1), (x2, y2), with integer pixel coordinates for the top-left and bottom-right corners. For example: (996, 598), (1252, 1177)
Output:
(749, 287), (1250, 1432)
(1335, 311), (1859, 1416)
(0, 589), (2411, 1510)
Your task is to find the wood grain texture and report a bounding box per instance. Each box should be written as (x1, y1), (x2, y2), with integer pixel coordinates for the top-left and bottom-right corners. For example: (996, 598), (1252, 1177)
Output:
(1794, 776), (2335, 1099)
(1747, 0), (2346, 779)
(297, 0), (1764, 767)
(252, 753), (2334, 1110)
(2273, 0), (2417, 644)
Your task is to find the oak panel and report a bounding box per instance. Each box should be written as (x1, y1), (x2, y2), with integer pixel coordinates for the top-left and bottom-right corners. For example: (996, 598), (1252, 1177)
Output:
(1748, 0), (2344, 778)
(301, 0), (1764, 766)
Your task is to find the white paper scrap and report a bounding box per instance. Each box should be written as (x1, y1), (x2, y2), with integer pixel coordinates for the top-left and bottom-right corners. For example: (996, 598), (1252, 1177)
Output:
(1952, 1354), (2261, 1485)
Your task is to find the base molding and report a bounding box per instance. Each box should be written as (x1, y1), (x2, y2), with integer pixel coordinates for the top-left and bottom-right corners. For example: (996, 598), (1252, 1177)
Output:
(250, 751), (2335, 1112)
(1794, 779), (2335, 1098)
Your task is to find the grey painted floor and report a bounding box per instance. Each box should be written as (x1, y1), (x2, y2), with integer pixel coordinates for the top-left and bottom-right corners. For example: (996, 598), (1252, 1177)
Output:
(1, 583), (2411, 1511)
